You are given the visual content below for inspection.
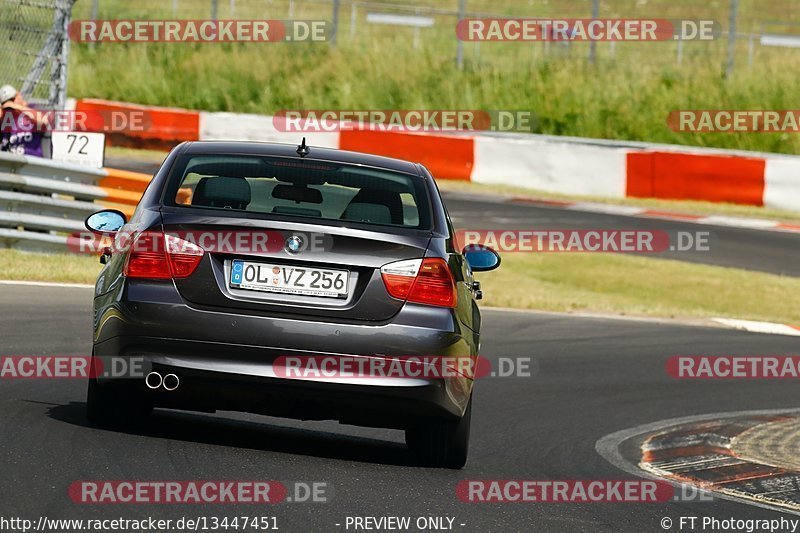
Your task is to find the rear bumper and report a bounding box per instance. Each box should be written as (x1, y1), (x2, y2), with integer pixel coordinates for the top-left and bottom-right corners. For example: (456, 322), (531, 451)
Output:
(100, 358), (466, 428)
(93, 280), (477, 427)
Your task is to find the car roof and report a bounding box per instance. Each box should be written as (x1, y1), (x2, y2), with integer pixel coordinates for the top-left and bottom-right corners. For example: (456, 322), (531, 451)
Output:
(180, 141), (422, 176)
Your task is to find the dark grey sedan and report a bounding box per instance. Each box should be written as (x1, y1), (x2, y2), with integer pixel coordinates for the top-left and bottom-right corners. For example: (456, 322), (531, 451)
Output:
(84, 140), (499, 468)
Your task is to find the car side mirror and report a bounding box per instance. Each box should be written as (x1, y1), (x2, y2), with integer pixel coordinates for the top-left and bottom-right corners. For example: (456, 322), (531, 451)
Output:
(85, 209), (127, 236)
(462, 244), (501, 272)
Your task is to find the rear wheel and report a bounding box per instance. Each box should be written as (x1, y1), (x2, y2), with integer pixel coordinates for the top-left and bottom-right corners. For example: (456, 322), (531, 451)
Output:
(406, 397), (472, 469)
(86, 376), (152, 428)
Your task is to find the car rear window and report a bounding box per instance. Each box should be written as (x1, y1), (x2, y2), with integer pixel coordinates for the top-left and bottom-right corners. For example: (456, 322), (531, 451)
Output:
(166, 154), (431, 230)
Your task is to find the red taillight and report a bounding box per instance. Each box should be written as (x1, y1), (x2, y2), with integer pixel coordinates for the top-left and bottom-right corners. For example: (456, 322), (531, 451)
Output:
(123, 232), (170, 279)
(411, 259), (457, 307)
(123, 231), (204, 280)
(381, 258), (457, 308)
(165, 233), (204, 278)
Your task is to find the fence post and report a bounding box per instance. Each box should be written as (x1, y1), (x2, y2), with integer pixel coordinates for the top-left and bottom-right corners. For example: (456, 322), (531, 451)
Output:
(589, 0), (599, 63)
(56, 0), (74, 110)
(331, 0), (340, 47)
(211, 0), (219, 20)
(725, 0), (739, 78)
(456, 0), (466, 69)
(89, 0), (98, 50)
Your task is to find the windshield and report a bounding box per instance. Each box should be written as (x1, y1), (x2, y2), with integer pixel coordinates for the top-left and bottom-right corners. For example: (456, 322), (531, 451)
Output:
(166, 154), (431, 230)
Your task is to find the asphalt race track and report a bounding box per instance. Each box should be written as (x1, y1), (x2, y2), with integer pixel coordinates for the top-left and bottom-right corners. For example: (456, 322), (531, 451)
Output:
(2, 157), (796, 531)
(1, 284), (799, 531)
(443, 192), (800, 277)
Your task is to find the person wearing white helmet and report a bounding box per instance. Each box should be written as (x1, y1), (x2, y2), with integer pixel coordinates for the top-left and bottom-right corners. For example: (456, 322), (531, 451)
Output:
(0, 84), (50, 157)
(0, 85), (17, 107)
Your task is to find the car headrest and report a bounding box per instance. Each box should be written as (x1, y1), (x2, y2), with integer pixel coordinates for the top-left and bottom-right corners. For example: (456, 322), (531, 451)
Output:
(272, 205), (322, 218)
(344, 189), (403, 225)
(192, 177), (251, 210)
(341, 203), (393, 225)
(272, 184), (323, 204)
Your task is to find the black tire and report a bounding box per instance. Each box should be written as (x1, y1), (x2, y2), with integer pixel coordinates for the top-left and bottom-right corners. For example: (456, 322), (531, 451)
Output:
(86, 377), (152, 428)
(406, 397), (472, 469)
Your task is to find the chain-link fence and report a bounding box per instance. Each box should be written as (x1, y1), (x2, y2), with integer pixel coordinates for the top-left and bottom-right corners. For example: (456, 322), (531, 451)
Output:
(1, 0), (75, 109)
(70, 0), (800, 76)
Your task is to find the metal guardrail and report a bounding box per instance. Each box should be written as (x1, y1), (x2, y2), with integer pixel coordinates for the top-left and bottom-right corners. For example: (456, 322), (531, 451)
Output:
(0, 152), (148, 252)
(0, 171), (107, 200)
(0, 152), (106, 183)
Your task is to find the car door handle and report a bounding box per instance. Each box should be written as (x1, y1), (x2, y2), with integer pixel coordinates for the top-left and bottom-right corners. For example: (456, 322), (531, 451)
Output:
(99, 246), (112, 264)
(468, 281), (482, 300)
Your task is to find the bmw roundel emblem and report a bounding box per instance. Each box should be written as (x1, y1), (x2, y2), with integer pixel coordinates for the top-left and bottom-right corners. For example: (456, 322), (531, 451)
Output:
(285, 235), (304, 254)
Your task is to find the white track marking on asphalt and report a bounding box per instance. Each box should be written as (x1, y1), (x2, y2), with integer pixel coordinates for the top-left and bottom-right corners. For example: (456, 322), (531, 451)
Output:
(560, 200), (800, 233)
(488, 217), (523, 224)
(596, 409), (800, 517)
(567, 202), (646, 216)
(443, 189), (800, 234)
(485, 307), (800, 337)
(0, 280), (93, 289)
(485, 306), (715, 325)
(700, 216), (783, 230)
(713, 318), (800, 337)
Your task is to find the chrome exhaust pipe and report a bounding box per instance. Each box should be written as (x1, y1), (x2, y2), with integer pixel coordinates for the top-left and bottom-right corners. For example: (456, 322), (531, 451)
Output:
(162, 373), (180, 391)
(145, 371), (163, 390)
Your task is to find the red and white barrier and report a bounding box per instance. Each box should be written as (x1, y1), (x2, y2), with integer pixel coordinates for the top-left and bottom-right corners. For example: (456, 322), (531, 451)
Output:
(199, 111), (339, 149)
(472, 135), (628, 197)
(765, 158), (800, 212)
(73, 99), (800, 212)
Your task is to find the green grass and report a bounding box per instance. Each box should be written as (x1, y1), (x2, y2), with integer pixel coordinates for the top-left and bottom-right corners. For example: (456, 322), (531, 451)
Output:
(1, 249), (797, 325)
(105, 146), (168, 164)
(0, 249), (101, 284)
(64, 0), (800, 156)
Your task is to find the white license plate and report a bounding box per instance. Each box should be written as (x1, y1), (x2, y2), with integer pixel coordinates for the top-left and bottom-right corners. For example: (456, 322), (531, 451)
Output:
(230, 260), (349, 298)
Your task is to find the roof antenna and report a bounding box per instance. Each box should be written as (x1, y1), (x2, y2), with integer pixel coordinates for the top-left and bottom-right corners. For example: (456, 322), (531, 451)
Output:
(296, 137), (310, 157)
